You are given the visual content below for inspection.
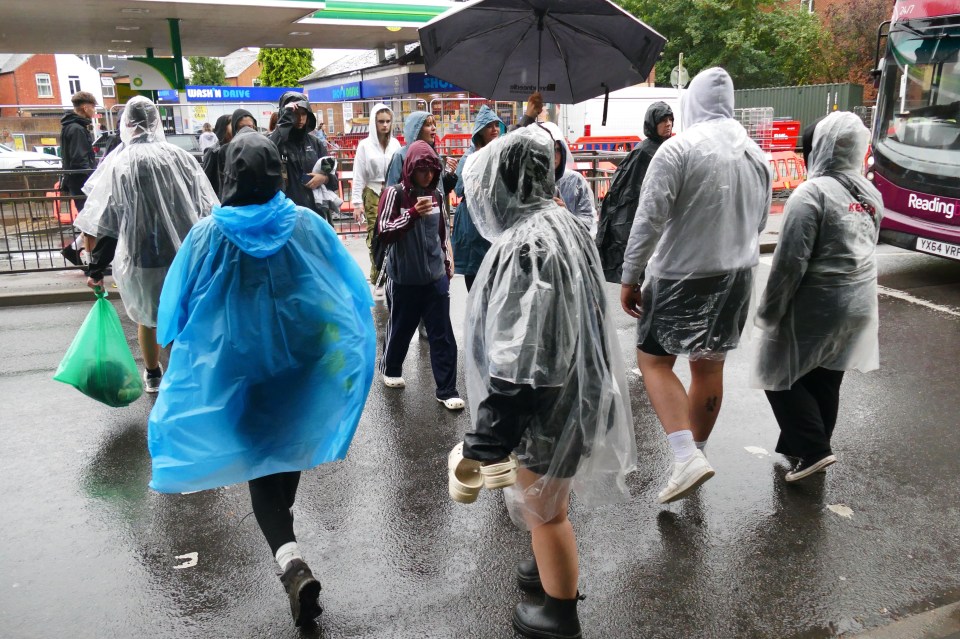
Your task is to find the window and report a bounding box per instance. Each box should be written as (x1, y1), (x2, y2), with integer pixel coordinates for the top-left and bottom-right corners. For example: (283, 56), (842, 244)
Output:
(68, 75), (81, 95)
(101, 77), (115, 98)
(35, 73), (53, 98)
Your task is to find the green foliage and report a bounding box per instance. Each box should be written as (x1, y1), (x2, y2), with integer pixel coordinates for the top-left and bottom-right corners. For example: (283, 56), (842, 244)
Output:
(823, 0), (890, 90)
(187, 56), (226, 85)
(616, 0), (832, 89)
(256, 48), (313, 88)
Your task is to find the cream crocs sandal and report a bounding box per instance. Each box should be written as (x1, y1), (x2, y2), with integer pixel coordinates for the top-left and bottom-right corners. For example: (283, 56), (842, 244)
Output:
(437, 396), (465, 410)
(448, 444), (482, 504)
(481, 457), (518, 490)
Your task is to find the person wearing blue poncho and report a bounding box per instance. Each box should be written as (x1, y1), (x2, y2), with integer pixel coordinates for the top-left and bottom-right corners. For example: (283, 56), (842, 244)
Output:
(147, 129), (376, 627)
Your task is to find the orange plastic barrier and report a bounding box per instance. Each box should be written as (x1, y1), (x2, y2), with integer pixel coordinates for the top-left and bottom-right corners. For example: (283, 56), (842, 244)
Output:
(570, 136), (641, 152)
(438, 133), (473, 157)
(48, 181), (79, 225)
(769, 151), (806, 192)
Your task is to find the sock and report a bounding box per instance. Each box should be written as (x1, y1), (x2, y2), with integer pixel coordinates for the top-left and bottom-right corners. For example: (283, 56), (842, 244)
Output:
(695, 440), (707, 452)
(275, 541), (302, 571)
(667, 430), (697, 463)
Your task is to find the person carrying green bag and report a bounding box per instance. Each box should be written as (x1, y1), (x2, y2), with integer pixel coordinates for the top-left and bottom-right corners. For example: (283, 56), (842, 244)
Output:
(53, 288), (143, 407)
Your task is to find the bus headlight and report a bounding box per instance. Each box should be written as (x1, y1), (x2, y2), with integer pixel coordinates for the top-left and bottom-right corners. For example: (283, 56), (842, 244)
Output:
(866, 171), (875, 181)
(866, 155), (875, 167)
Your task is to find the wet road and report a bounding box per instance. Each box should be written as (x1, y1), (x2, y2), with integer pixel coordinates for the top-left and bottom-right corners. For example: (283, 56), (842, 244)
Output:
(1, 239), (958, 639)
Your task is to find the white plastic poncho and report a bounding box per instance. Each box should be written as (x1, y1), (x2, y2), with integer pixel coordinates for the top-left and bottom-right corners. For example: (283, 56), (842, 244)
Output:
(753, 112), (883, 391)
(463, 125), (636, 530)
(74, 96), (218, 326)
(538, 121), (598, 237)
(621, 67), (772, 360)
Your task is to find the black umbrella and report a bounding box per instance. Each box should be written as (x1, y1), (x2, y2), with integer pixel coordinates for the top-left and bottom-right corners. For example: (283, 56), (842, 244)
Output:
(419, 0), (667, 112)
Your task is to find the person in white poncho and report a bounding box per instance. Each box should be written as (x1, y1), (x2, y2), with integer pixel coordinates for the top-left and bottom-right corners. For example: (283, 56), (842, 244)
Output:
(620, 67), (772, 504)
(74, 96), (218, 393)
(753, 111), (883, 482)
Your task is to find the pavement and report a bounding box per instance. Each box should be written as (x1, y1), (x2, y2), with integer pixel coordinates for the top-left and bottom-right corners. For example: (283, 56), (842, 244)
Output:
(1, 224), (959, 639)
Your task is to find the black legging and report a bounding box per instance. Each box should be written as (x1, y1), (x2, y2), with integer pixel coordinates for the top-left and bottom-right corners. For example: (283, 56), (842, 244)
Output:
(248, 471), (301, 555)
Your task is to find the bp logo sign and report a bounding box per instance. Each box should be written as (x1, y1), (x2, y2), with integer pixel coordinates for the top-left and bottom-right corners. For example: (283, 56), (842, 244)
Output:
(133, 77), (144, 88)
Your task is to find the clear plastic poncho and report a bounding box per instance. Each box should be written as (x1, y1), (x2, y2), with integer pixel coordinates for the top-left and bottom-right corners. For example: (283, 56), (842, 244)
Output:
(538, 121), (597, 236)
(621, 68), (772, 360)
(753, 112), (883, 391)
(74, 96), (218, 326)
(462, 125), (637, 530)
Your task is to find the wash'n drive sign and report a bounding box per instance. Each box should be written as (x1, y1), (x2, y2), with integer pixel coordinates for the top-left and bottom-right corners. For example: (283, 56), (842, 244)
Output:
(185, 86), (300, 103)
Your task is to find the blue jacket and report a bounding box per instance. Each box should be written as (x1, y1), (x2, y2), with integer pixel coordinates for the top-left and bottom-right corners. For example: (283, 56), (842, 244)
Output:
(451, 105), (506, 276)
(148, 192), (375, 493)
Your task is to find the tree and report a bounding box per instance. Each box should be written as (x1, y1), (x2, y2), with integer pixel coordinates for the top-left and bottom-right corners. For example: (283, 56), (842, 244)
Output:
(823, 0), (890, 97)
(257, 48), (313, 88)
(187, 56), (226, 85)
(615, 0), (832, 89)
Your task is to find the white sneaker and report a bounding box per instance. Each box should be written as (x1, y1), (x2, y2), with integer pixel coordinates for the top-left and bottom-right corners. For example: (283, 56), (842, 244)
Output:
(373, 286), (385, 300)
(383, 375), (405, 388)
(658, 450), (715, 504)
(143, 365), (163, 394)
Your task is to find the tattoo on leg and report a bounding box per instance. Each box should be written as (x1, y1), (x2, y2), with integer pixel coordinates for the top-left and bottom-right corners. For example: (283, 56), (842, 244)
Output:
(705, 396), (718, 412)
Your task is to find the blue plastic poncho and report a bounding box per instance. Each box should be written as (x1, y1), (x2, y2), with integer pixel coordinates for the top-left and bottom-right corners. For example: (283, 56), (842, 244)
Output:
(147, 191), (376, 493)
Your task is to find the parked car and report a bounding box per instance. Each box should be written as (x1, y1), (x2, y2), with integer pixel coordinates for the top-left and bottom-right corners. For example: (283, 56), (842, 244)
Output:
(164, 133), (204, 164)
(0, 143), (62, 170)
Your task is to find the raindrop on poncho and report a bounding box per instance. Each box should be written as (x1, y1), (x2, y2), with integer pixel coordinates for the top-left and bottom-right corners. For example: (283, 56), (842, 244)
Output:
(147, 132), (376, 493)
(462, 125), (636, 529)
(753, 112), (883, 391)
(73, 96), (218, 326)
(621, 67), (772, 360)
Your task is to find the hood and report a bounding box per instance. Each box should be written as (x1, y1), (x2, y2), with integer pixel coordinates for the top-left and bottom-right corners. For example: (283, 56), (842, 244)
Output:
(535, 121), (573, 182)
(230, 109), (258, 136)
(462, 125), (557, 241)
(401, 140), (442, 193)
(643, 101), (674, 142)
(808, 111), (870, 178)
(403, 111), (431, 147)
(61, 112), (91, 129)
(470, 105), (506, 149)
(367, 102), (395, 145)
(278, 91), (316, 133)
(221, 127), (283, 207)
(681, 67), (735, 127)
(119, 96), (165, 145)
(213, 114), (231, 143)
(212, 191), (299, 258)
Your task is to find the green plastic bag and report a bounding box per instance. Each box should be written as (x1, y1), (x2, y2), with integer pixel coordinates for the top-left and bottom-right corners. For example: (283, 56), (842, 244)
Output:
(53, 288), (144, 407)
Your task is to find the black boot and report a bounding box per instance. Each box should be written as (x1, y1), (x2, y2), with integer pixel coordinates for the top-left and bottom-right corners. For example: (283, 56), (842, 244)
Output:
(279, 558), (323, 627)
(517, 558), (543, 592)
(512, 593), (584, 639)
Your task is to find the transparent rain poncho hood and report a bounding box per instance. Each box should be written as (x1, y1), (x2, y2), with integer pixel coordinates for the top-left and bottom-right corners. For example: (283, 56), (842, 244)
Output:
(462, 126), (636, 529)
(621, 67), (771, 360)
(753, 112), (883, 390)
(537, 121), (597, 236)
(74, 96), (217, 326)
(147, 134), (376, 493)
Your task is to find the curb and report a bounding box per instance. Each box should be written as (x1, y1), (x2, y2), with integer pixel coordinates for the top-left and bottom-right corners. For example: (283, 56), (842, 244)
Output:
(0, 289), (117, 308)
(854, 600), (960, 639)
(760, 241), (777, 254)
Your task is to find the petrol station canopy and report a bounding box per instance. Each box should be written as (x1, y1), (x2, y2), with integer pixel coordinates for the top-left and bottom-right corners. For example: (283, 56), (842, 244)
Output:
(0, 0), (455, 57)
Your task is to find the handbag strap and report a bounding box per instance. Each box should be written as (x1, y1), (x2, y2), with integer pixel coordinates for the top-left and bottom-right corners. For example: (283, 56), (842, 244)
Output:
(824, 171), (878, 222)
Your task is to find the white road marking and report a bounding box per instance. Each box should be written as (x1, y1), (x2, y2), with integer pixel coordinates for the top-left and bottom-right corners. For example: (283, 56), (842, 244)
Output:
(877, 285), (960, 317)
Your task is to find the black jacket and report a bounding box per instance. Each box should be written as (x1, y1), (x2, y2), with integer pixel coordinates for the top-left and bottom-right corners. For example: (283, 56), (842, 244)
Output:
(268, 92), (335, 216)
(595, 101), (673, 283)
(60, 112), (95, 194)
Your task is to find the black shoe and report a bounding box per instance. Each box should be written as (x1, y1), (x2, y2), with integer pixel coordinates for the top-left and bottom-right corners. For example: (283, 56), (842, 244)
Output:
(517, 558), (543, 592)
(513, 593), (584, 639)
(279, 559), (323, 627)
(60, 246), (81, 266)
(785, 453), (836, 482)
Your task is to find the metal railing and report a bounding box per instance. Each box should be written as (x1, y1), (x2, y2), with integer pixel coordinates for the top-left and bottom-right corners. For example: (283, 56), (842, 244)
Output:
(0, 169), (87, 273)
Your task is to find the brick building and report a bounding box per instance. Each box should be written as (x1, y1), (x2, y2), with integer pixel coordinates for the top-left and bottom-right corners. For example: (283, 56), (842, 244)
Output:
(0, 54), (108, 118)
(222, 49), (261, 88)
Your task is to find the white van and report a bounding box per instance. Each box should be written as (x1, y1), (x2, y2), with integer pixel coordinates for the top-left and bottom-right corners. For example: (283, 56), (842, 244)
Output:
(557, 86), (684, 142)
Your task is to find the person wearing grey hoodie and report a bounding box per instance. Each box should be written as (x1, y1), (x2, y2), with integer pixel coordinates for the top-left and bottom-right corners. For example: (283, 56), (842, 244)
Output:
(620, 67), (772, 505)
(451, 104), (506, 291)
(353, 102), (401, 284)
